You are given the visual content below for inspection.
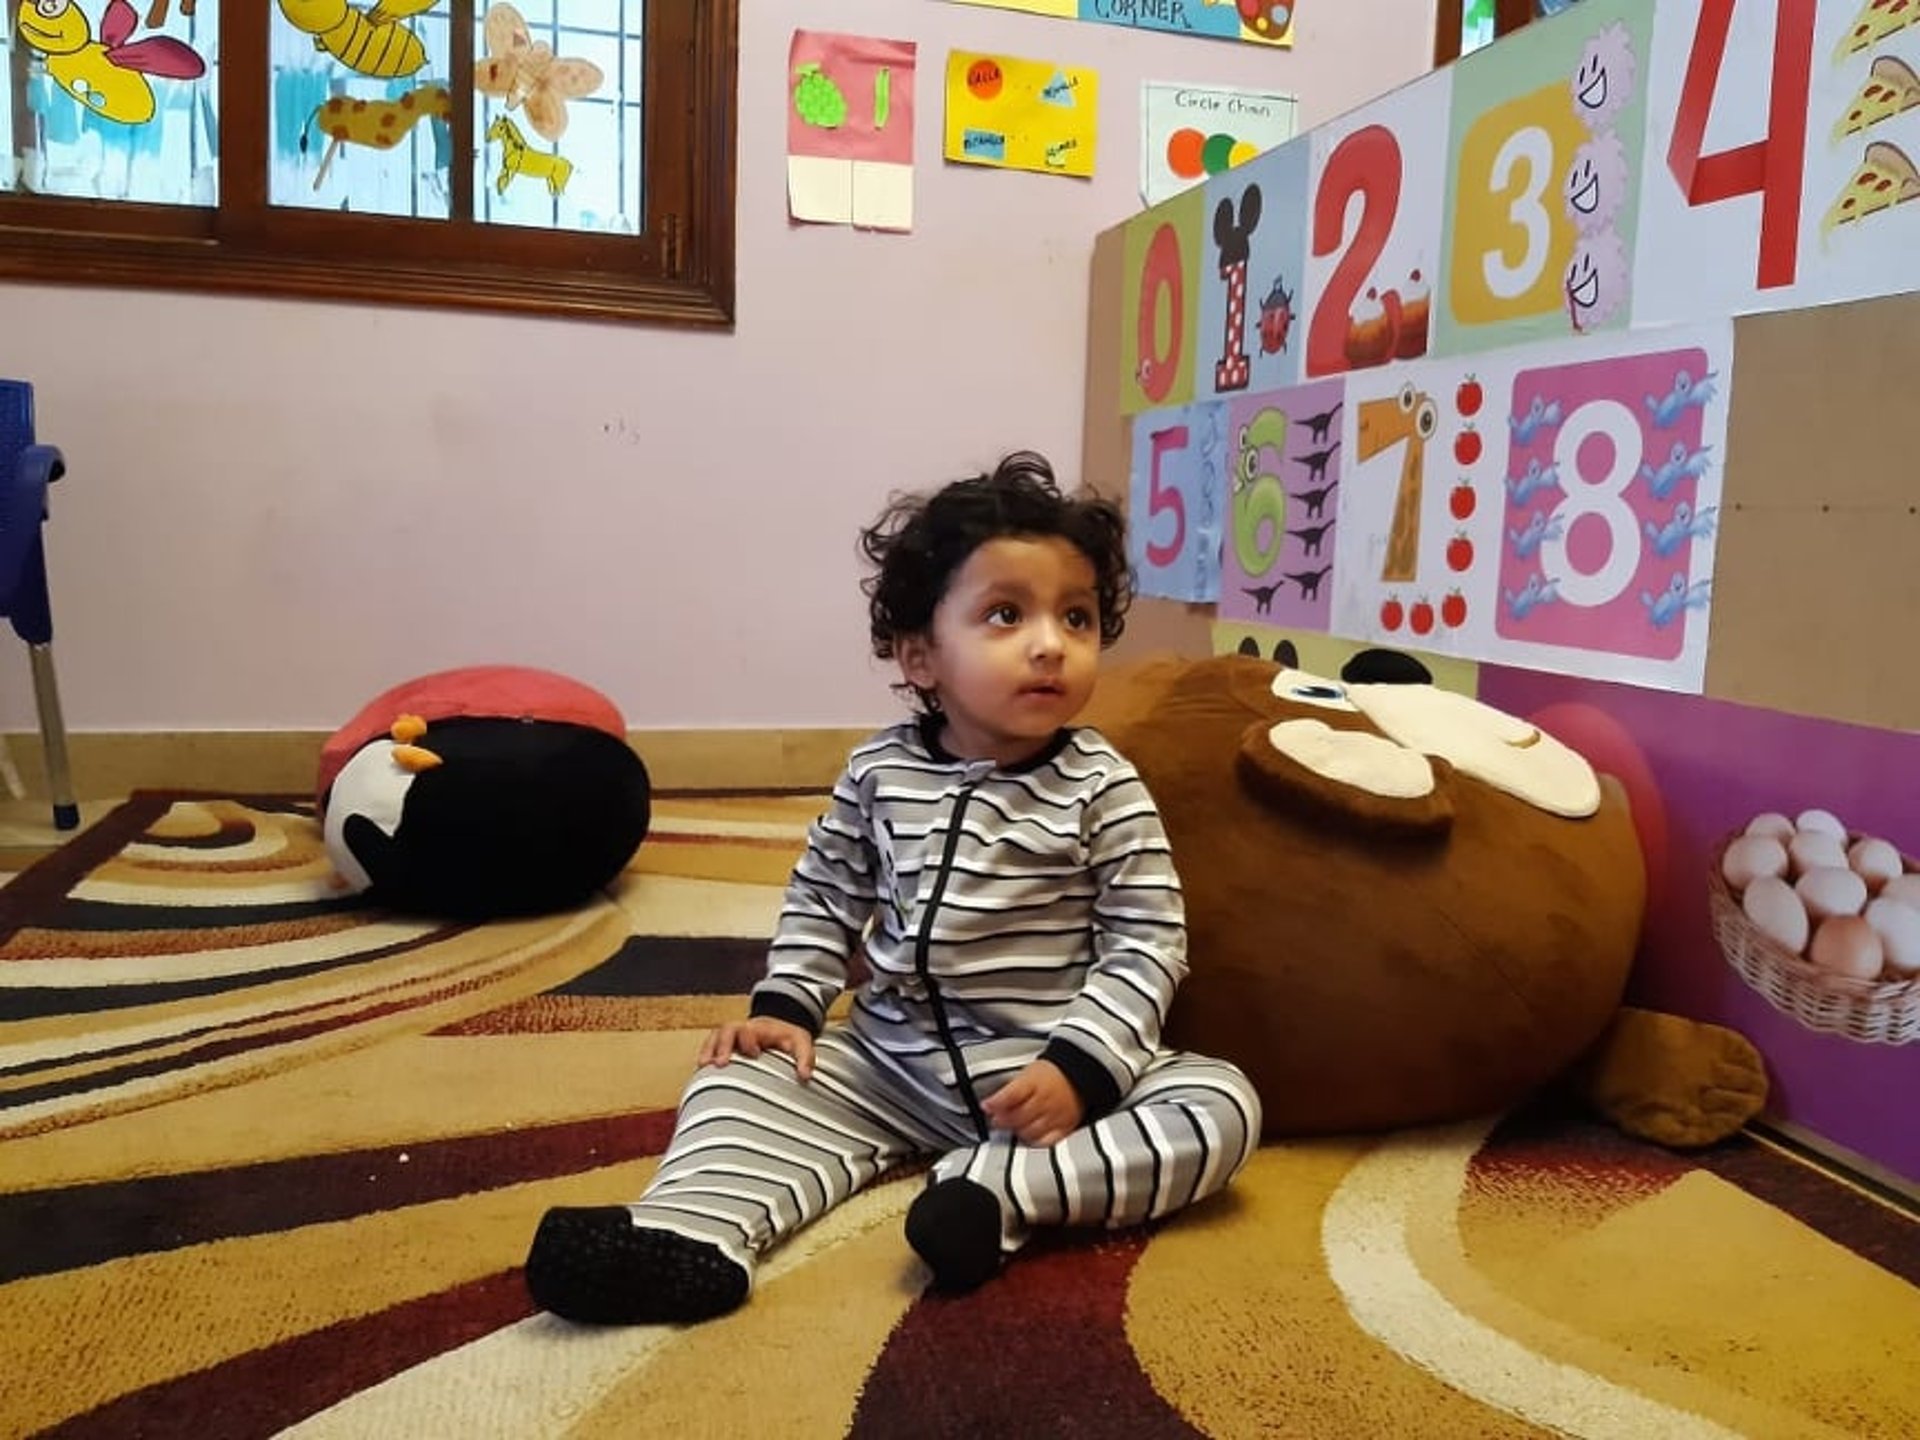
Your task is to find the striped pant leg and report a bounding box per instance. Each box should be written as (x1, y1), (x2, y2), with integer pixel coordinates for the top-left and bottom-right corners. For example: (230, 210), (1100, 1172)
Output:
(625, 1028), (950, 1270)
(931, 1050), (1263, 1251)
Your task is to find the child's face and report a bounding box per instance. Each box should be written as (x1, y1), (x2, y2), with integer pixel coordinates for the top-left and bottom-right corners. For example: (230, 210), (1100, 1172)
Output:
(897, 535), (1102, 766)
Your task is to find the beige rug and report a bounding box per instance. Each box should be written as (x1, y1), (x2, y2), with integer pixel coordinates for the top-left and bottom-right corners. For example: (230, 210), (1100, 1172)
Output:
(1, 793), (1915, 1438)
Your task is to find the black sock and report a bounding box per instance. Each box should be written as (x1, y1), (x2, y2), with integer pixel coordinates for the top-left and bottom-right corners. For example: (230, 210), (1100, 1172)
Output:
(523, 1206), (750, 1325)
(905, 1177), (1004, 1294)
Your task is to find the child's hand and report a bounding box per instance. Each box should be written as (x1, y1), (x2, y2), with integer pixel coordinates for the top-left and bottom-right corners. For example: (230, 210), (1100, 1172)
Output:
(982, 1059), (1083, 1147)
(697, 1017), (815, 1080)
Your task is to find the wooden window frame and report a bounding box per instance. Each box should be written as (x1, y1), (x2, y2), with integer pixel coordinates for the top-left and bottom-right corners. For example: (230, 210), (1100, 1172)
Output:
(1434, 0), (1537, 67)
(0, 1), (738, 328)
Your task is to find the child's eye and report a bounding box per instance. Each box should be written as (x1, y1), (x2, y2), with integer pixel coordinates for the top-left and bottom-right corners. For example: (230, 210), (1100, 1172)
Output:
(986, 603), (1020, 626)
(1065, 607), (1095, 631)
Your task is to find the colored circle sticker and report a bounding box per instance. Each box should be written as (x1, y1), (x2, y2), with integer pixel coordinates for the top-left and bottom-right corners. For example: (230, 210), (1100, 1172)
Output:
(966, 60), (1003, 100)
(1201, 132), (1238, 174)
(1166, 127), (1207, 178)
(1228, 139), (1260, 167)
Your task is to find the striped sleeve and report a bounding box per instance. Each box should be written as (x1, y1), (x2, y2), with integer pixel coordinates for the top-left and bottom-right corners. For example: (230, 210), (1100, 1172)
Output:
(748, 764), (878, 1034)
(1040, 759), (1187, 1114)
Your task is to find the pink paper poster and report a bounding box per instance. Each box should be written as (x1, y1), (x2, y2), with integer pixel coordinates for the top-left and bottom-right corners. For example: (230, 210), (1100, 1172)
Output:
(787, 32), (917, 231)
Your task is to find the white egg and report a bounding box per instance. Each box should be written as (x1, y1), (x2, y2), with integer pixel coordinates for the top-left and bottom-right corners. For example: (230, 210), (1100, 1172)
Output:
(1722, 834), (1789, 891)
(1864, 898), (1920, 979)
(1788, 831), (1848, 878)
(1796, 866), (1868, 922)
(1847, 836), (1904, 893)
(1795, 808), (1848, 840)
(1809, 914), (1884, 980)
(1881, 873), (1920, 910)
(1742, 875), (1809, 955)
(1744, 811), (1796, 843)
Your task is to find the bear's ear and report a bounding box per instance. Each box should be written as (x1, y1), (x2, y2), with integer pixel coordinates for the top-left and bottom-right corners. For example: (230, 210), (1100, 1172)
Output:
(1235, 717), (1455, 838)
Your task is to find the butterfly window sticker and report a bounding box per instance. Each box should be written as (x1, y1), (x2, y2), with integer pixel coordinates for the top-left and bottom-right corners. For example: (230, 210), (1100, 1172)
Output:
(476, 2), (604, 207)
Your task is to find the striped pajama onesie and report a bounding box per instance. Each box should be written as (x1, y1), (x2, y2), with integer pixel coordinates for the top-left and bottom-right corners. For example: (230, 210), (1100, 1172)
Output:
(625, 718), (1263, 1274)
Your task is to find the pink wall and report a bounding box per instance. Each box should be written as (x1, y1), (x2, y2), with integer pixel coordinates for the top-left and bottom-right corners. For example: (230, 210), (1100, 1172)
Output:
(0, 2), (1432, 732)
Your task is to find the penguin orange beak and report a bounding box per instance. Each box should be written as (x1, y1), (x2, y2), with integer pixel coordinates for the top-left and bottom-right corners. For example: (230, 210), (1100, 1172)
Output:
(391, 743), (443, 773)
(390, 713), (429, 744)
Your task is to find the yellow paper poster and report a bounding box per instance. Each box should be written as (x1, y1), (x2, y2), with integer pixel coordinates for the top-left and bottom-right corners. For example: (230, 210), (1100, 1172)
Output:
(944, 53), (1099, 177)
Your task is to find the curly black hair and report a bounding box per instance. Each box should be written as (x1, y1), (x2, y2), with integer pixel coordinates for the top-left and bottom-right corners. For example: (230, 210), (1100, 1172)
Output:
(858, 452), (1134, 704)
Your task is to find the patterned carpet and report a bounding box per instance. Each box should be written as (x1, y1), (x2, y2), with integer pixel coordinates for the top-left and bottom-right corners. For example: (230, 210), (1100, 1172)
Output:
(1, 793), (1916, 1439)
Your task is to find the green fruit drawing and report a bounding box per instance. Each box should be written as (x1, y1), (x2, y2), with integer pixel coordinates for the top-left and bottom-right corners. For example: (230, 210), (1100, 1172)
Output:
(794, 63), (847, 129)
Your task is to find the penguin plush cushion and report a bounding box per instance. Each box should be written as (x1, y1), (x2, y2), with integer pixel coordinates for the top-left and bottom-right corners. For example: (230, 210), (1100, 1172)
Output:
(317, 667), (651, 920)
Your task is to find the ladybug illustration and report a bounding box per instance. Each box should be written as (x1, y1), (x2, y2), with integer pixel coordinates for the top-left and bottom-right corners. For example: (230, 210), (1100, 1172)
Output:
(1257, 275), (1294, 355)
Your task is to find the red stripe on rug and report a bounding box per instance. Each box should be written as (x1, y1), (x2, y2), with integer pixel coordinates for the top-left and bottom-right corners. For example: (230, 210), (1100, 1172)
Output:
(849, 1227), (1203, 1439)
(0, 1109), (677, 1283)
(39, 1269), (537, 1439)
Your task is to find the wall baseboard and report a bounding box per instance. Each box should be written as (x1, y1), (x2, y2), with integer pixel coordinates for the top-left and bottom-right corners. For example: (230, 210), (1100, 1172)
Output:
(0, 727), (870, 800)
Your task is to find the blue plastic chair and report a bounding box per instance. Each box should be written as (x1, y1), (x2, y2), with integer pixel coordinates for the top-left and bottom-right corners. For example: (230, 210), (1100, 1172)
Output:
(0, 381), (78, 830)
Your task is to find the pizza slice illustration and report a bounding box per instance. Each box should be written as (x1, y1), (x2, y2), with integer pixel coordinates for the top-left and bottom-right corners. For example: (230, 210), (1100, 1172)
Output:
(1821, 139), (1920, 234)
(1836, 0), (1920, 59)
(1834, 54), (1920, 140)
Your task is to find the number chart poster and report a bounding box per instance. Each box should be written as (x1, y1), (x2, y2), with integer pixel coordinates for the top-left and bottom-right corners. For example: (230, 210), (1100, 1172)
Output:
(1129, 400), (1227, 604)
(1120, 185), (1207, 415)
(1196, 136), (1311, 399)
(945, 0), (1296, 49)
(1302, 67), (1453, 381)
(1438, 0), (1654, 356)
(1215, 379), (1347, 629)
(1635, 0), (1920, 327)
(1327, 318), (1733, 692)
(944, 53), (1099, 177)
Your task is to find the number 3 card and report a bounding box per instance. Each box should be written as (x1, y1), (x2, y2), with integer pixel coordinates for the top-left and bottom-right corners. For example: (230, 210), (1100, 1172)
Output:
(1439, 0), (1655, 355)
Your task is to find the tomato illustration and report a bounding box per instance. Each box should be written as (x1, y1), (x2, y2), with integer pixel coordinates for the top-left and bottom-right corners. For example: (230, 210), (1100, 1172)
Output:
(1409, 598), (1435, 636)
(1456, 374), (1483, 417)
(1442, 590), (1468, 628)
(1446, 533), (1474, 571)
(1380, 596), (1404, 631)
(1449, 481), (1477, 521)
(1453, 425), (1482, 466)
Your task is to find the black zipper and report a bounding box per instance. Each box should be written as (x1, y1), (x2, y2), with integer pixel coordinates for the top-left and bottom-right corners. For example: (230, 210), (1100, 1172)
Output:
(914, 776), (991, 1140)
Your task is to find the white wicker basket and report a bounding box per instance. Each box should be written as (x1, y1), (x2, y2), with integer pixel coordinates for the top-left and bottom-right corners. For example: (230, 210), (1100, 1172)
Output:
(1708, 830), (1919, 1046)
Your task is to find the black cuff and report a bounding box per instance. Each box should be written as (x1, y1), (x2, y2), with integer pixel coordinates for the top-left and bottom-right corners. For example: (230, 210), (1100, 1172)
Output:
(748, 991), (821, 1036)
(1041, 1038), (1123, 1121)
